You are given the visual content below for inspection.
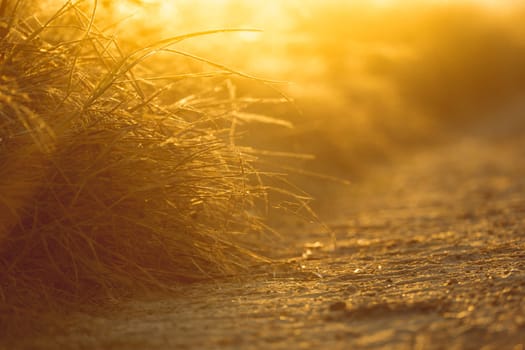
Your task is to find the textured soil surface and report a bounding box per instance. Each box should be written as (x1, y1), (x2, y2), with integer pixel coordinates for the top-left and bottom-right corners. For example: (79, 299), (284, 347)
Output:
(3, 133), (525, 350)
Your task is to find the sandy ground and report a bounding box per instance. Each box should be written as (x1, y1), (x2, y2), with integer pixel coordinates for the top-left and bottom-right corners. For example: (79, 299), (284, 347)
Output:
(2, 132), (525, 350)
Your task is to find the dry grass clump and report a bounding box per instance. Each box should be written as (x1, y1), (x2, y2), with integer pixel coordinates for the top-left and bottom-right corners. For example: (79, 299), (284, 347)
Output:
(0, 1), (297, 325)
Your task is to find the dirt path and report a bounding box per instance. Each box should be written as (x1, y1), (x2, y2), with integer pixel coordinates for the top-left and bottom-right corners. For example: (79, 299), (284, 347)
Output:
(3, 135), (525, 350)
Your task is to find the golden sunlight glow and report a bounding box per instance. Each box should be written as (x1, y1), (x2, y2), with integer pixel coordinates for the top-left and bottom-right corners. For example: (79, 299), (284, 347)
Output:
(107, 0), (517, 34)
(4, 0), (525, 344)
(39, 0), (525, 108)
(39, 0), (520, 37)
(114, 0), (177, 21)
(369, 0), (513, 7)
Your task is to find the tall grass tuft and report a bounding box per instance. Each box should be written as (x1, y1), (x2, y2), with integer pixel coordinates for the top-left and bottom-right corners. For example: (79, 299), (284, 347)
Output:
(0, 0), (306, 328)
